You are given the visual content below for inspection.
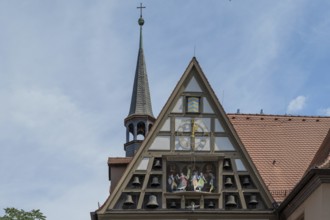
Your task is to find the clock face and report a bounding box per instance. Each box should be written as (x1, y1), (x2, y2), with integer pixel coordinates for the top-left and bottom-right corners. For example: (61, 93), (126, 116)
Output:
(177, 120), (191, 150)
(193, 120), (208, 150)
(195, 137), (208, 150)
(176, 118), (209, 151)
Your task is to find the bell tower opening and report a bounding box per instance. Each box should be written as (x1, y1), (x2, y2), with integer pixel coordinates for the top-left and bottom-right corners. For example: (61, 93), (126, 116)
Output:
(137, 121), (146, 140)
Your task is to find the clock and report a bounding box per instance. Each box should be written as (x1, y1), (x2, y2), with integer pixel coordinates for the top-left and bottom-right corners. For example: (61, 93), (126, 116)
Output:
(176, 119), (191, 150)
(192, 119), (209, 150)
(176, 118), (209, 151)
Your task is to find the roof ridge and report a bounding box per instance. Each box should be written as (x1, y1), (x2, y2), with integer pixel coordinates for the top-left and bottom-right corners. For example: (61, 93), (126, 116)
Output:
(227, 113), (330, 118)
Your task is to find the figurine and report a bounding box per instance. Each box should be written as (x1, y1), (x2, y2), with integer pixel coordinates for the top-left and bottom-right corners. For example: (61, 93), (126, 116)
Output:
(176, 172), (188, 190)
(208, 172), (215, 192)
(191, 171), (199, 191)
(196, 172), (206, 191)
(168, 174), (177, 192)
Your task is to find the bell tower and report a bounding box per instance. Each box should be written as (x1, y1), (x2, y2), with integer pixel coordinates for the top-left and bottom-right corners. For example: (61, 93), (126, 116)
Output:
(124, 4), (155, 157)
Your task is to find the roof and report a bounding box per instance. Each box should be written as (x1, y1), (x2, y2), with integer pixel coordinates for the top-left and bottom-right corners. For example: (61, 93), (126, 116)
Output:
(128, 22), (153, 117)
(108, 157), (132, 165)
(228, 113), (330, 202)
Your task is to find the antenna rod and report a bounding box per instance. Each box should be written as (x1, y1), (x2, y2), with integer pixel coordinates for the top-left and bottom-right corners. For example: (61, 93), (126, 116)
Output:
(194, 45), (196, 57)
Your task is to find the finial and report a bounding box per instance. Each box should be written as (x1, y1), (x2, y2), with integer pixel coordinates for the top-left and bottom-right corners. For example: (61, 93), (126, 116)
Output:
(137, 3), (145, 26)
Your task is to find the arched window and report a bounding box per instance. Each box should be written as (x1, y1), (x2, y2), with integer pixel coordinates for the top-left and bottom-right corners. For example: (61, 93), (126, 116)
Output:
(137, 122), (145, 140)
(128, 123), (134, 142)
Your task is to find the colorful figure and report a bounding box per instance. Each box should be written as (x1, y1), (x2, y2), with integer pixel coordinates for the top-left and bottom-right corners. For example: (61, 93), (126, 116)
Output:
(191, 171), (199, 191)
(196, 172), (206, 191)
(208, 172), (215, 192)
(168, 174), (177, 191)
(176, 172), (188, 190)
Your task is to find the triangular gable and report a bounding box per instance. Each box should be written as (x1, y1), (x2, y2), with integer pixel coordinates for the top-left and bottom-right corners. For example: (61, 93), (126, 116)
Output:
(185, 76), (203, 92)
(98, 57), (274, 216)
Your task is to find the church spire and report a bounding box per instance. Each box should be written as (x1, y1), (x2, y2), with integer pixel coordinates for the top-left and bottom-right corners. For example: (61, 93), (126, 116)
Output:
(128, 3), (153, 117)
(124, 4), (155, 157)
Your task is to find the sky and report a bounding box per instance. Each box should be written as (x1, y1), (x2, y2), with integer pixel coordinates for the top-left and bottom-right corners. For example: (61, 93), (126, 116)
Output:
(1, 0), (330, 219)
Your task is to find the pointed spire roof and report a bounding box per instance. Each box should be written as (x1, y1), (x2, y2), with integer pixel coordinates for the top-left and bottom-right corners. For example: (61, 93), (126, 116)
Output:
(128, 11), (153, 117)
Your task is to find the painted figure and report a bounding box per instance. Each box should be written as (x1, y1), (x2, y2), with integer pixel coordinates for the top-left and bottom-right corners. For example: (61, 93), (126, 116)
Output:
(176, 172), (188, 190)
(191, 171), (199, 191)
(208, 172), (215, 192)
(168, 174), (177, 191)
(196, 172), (206, 191)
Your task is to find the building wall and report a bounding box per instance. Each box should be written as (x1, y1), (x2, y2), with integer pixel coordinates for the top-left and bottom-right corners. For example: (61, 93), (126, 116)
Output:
(287, 183), (330, 220)
(110, 166), (128, 193)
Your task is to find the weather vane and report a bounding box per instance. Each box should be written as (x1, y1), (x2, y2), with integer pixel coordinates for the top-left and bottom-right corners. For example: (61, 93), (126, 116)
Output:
(137, 3), (146, 18)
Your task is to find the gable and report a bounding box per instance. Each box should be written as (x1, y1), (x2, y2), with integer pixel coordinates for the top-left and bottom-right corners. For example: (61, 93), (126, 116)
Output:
(98, 58), (274, 217)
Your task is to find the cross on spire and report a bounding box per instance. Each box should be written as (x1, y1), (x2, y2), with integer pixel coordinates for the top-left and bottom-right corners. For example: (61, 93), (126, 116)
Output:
(137, 3), (145, 17)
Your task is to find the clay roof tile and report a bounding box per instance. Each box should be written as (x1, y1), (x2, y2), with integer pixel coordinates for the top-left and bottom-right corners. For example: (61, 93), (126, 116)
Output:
(228, 114), (330, 202)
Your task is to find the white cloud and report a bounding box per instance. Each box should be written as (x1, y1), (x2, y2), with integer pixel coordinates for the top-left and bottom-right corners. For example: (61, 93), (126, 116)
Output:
(287, 96), (307, 113)
(0, 87), (110, 218)
(318, 108), (330, 116)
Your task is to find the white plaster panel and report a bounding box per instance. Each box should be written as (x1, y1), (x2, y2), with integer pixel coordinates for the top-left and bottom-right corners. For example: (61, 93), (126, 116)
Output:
(195, 118), (211, 132)
(203, 97), (214, 113)
(185, 76), (202, 92)
(160, 118), (171, 131)
(175, 136), (191, 151)
(136, 157), (149, 170)
(172, 96), (183, 113)
(195, 137), (210, 151)
(235, 159), (247, 171)
(149, 136), (171, 150)
(215, 137), (235, 151)
(215, 119), (225, 132)
(175, 117), (191, 131)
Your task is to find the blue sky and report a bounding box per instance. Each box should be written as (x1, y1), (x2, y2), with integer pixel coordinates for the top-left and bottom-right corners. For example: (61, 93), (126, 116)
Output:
(1, 1), (330, 219)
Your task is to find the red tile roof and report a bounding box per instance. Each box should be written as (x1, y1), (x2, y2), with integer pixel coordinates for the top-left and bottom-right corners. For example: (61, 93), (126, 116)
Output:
(228, 114), (330, 202)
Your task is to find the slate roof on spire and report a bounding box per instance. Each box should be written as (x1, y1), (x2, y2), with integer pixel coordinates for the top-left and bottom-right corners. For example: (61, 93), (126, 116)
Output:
(128, 15), (153, 117)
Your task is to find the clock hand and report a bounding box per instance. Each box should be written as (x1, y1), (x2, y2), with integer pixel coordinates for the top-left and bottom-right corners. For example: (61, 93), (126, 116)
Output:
(191, 119), (198, 150)
(191, 119), (198, 138)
